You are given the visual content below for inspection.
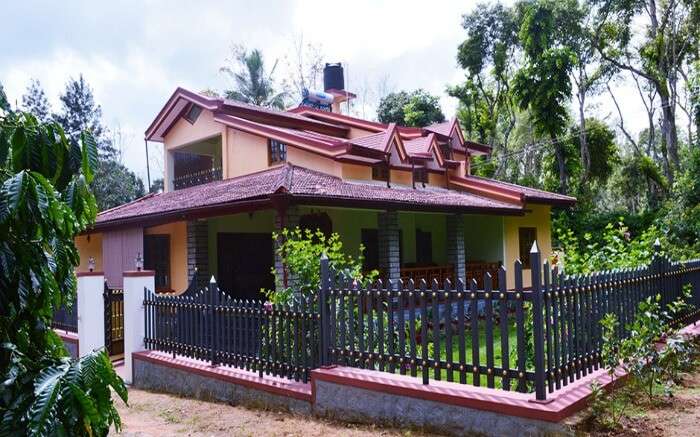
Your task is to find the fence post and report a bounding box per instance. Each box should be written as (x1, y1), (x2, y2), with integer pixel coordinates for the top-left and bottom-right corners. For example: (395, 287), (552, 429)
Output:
(530, 241), (547, 401)
(319, 254), (330, 366)
(210, 276), (218, 366)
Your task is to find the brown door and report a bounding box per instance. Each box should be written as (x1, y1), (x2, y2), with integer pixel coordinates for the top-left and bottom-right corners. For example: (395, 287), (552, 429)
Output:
(217, 233), (274, 300)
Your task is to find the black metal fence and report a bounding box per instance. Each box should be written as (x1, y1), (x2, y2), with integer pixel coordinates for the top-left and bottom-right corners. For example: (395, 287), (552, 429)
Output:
(143, 281), (319, 383)
(142, 243), (700, 400)
(52, 303), (78, 333)
(319, 245), (700, 400)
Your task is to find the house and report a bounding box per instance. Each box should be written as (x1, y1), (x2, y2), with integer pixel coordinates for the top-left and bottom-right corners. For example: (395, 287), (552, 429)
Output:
(76, 65), (575, 297)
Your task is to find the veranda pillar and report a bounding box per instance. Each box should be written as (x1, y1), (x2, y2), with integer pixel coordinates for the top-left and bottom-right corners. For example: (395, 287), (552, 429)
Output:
(378, 210), (401, 285)
(447, 214), (466, 282)
(274, 205), (300, 290)
(187, 219), (209, 290)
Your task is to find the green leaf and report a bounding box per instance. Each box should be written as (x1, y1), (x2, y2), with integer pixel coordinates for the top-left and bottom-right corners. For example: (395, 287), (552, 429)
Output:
(3, 171), (28, 216)
(30, 364), (68, 434)
(80, 131), (98, 184)
(67, 383), (100, 427)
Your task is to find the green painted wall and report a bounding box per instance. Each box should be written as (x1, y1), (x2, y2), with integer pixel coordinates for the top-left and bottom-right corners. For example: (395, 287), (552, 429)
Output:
(204, 208), (505, 279)
(464, 214), (504, 263)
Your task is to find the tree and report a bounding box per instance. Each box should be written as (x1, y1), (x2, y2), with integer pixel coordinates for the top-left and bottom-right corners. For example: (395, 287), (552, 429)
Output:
(451, 2), (519, 176)
(21, 79), (51, 123)
(54, 75), (115, 159)
(592, 0), (700, 181)
(512, 0), (576, 194)
(92, 160), (145, 210)
(284, 33), (325, 99)
(0, 86), (126, 435)
(377, 89), (445, 127)
(220, 46), (288, 109)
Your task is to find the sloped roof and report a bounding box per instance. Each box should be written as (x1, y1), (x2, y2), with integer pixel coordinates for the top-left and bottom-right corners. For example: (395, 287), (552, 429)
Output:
(93, 164), (523, 231)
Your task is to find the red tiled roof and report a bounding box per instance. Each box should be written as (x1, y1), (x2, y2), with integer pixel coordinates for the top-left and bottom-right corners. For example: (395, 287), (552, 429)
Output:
(466, 175), (577, 205)
(403, 135), (433, 157)
(93, 165), (523, 231)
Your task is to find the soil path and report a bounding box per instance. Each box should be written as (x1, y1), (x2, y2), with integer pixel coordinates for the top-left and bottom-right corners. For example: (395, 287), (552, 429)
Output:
(113, 388), (436, 436)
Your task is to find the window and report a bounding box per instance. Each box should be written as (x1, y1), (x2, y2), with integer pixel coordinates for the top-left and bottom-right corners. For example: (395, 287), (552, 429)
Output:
(413, 168), (428, 185)
(439, 143), (452, 160)
(184, 104), (202, 124)
(268, 139), (287, 164)
(518, 227), (537, 269)
(372, 164), (389, 181)
(299, 212), (333, 238)
(144, 235), (171, 291)
(415, 229), (433, 265)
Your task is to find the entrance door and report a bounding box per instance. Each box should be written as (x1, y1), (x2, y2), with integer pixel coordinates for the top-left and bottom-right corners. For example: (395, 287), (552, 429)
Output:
(217, 233), (274, 299)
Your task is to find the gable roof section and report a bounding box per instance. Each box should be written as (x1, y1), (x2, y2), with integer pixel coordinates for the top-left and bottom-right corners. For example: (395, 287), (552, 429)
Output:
(450, 175), (576, 206)
(92, 164), (524, 231)
(145, 88), (349, 142)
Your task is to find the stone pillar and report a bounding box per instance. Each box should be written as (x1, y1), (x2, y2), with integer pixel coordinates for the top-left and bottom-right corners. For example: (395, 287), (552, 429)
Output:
(274, 205), (300, 290)
(123, 270), (155, 385)
(447, 214), (466, 283)
(378, 210), (401, 284)
(187, 220), (209, 290)
(77, 271), (105, 358)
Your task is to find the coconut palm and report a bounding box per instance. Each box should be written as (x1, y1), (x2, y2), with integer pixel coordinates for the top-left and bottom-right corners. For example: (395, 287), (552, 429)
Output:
(220, 46), (288, 109)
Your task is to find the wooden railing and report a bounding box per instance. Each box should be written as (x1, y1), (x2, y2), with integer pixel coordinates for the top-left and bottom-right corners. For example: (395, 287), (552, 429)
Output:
(397, 262), (501, 290)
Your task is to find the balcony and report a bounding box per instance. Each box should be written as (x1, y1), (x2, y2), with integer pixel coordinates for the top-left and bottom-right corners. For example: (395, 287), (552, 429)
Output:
(173, 167), (222, 190)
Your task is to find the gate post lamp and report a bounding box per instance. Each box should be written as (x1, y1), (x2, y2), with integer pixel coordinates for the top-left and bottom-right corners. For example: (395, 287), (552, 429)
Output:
(88, 256), (95, 272)
(135, 252), (143, 271)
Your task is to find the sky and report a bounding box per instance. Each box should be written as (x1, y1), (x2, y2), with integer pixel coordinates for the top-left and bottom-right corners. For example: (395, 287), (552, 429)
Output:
(0, 0), (651, 184)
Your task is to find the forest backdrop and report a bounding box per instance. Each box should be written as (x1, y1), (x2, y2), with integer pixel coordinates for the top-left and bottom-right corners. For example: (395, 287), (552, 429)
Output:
(5, 0), (700, 261)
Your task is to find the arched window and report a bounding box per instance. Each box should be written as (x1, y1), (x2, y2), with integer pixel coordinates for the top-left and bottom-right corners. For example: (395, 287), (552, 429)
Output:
(299, 212), (333, 238)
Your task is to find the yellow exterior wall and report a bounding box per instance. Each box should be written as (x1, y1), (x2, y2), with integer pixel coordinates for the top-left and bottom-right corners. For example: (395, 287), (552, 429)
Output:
(75, 233), (103, 272)
(503, 204), (552, 289)
(287, 147), (341, 177)
(144, 222), (188, 293)
(342, 163), (371, 180)
(428, 172), (446, 187)
(226, 128), (270, 178)
(164, 109), (222, 151)
(390, 169), (413, 186)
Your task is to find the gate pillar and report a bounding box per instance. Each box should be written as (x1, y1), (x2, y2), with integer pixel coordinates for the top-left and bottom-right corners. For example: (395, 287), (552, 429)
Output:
(77, 271), (105, 358)
(123, 270), (155, 384)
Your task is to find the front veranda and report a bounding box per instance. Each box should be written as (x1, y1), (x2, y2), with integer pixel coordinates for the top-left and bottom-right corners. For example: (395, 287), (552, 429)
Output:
(131, 203), (553, 298)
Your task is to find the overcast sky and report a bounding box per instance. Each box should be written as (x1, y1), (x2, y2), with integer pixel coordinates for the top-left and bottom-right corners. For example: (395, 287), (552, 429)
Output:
(1, 0), (650, 184)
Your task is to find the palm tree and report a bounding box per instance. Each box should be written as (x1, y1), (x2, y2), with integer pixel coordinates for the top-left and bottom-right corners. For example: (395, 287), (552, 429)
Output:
(220, 46), (288, 109)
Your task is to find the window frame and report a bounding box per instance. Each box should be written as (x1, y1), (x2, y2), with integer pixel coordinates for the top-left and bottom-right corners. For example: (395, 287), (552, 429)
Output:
(184, 104), (202, 124)
(413, 167), (428, 185)
(518, 227), (538, 269)
(268, 139), (287, 165)
(371, 164), (389, 182)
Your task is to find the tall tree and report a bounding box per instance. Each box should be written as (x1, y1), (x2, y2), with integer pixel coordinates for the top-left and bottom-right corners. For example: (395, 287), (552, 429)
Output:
(377, 89), (445, 127)
(0, 86), (126, 436)
(451, 2), (519, 177)
(512, 0), (576, 194)
(593, 0), (700, 181)
(54, 75), (116, 159)
(220, 46), (288, 109)
(20, 79), (51, 123)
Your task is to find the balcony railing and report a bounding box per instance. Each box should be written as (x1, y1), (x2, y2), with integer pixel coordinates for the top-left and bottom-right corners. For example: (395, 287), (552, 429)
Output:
(173, 167), (222, 190)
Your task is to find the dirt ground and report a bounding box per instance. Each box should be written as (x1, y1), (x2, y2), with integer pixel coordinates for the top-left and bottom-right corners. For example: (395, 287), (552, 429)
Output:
(572, 370), (700, 437)
(113, 388), (437, 437)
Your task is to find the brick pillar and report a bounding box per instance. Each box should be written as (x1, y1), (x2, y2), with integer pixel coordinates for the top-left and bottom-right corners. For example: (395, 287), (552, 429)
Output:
(378, 210), (401, 285)
(274, 205), (300, 291)
(187, 220), (209, 290)
(447, 214), (466, 282)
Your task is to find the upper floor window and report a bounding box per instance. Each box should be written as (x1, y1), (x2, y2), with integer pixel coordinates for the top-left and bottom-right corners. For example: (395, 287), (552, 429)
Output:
(414, 167), (428, 185)
(518, 227), (537, 269)
(439, 142), (452, 160)
(268, 139), (287, 164)
(184, 104), (202, 124)
(372, 164), (389, 182)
